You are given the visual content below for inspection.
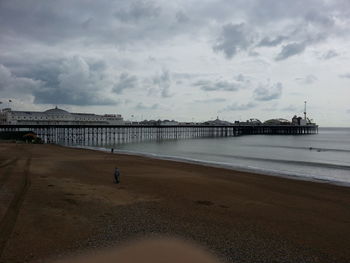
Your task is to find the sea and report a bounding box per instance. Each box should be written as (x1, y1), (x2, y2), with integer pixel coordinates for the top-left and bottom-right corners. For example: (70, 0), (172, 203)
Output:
(73, 127), (350, 186)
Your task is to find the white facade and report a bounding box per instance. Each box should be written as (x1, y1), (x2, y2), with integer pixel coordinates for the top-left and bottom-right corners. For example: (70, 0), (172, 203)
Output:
(0, 107), (124, 125)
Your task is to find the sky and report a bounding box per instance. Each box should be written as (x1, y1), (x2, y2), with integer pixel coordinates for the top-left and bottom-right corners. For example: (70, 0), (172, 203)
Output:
(0, 0), (350, 126)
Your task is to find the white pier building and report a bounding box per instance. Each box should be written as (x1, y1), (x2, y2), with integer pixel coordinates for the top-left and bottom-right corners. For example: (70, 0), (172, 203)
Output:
(0, 107), (124, 125)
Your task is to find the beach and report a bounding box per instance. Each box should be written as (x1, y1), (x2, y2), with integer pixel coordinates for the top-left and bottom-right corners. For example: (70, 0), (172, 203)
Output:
(1, 143), (350, 263)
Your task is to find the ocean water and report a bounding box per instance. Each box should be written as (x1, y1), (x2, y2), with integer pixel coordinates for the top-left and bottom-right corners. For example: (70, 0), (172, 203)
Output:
(78, 128), (350, 186)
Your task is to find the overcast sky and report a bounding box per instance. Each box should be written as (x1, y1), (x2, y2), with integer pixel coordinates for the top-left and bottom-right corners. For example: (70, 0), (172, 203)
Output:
(1, 0), (350, 126)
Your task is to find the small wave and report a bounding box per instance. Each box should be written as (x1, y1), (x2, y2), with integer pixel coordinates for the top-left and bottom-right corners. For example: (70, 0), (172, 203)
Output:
(250, 144), (350, 153)
(189, 151), (350, 170)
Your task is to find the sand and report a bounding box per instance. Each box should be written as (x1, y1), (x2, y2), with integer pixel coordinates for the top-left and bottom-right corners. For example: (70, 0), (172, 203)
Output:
(0, 143), (350, 263)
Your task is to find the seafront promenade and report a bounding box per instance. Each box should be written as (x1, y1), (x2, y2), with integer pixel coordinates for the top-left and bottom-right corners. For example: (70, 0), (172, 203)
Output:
(0, 143), (349, 263)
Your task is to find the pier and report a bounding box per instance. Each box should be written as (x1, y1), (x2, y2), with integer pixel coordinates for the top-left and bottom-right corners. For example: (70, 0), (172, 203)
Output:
(0, 124), (318, 145)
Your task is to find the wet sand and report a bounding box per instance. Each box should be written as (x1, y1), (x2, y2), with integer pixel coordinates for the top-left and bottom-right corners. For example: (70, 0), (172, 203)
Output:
(0, 143), (350, 263)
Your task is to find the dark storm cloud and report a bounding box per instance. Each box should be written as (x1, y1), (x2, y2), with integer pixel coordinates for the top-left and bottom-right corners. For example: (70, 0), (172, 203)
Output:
(275, 42), (307, 60)
(254, 82), (283, 101)
(222, 102), (256, 111)
(213, 23), (254, 59)
(193, 80), (244, 92)
(112, 73), (138, 94)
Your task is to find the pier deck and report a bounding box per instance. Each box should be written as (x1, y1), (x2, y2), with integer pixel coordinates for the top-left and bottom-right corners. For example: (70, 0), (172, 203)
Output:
(0, 124), (318, 145)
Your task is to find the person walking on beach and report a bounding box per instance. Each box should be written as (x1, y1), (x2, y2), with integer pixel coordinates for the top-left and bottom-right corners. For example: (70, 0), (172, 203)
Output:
(111, 148), (114, 153)
(114, 168), (120, 184)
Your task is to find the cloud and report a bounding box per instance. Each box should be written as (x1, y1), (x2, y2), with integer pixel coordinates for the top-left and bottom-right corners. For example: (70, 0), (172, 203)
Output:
(339, 73), (350, 79)
(254, 82), (283, 101)
(248, 50), (259, 57)
(194, 98), (226, 103)
(0, 0), (191, 48)
(234, 74), (252, 84)
(295, 74), (317, 85)
(257, 36), (287, 47)
(321, 50), (339, 60)
(281, 105), (298, 112)
(172, 72), (213, 80)
(114, 0), (161, 23)
(135, 102), (159, 110)
(247, 0), (339, 26)
(213, 23), (253, 59)
(275, 42), (306, 60)
(1, 0), (348, 53)
(153, 70), (172, 98)
(0, 0), (349, 121)
(175, 11), (190, 23)
(193, 79), (244, 92)
(221, 102), (256, 111)
(112, 73), (138, 94)
(211, 3), (337, 61)
(262, 103), (279, 112)
(305, 10), (335, 27)
(0, 64), (42, 93)
(32, 56), (117, 105)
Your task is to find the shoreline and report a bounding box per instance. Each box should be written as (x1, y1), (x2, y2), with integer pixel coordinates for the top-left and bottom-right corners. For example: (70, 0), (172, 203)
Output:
(70, 144), (350, 188)
(1, 143), (350, 262)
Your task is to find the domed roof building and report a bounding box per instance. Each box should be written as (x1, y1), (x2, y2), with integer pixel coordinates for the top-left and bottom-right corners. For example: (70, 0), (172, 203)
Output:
(44, 107), (71, 115)
(263, 118), (291, 125)
(1, 107), (124, 125)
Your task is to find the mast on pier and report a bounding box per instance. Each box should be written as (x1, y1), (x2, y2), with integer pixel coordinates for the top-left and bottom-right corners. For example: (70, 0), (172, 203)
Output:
(304, 101), (307, 120)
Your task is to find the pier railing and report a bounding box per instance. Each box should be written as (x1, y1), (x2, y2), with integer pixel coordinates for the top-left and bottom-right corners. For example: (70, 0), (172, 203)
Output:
(0, 124), (318, 145)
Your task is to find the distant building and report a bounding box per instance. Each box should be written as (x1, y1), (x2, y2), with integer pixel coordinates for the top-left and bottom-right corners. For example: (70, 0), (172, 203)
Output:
(139, 120), (158, 126)
(160, 120), (179, 126)
(203, 117), (233, 126)
(292, 115), (307, 126)
(0, 107), (124, 125)
(263, 118), (291, 125)
(139, 119), (179, 126)
(235, 118), (262, 126)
